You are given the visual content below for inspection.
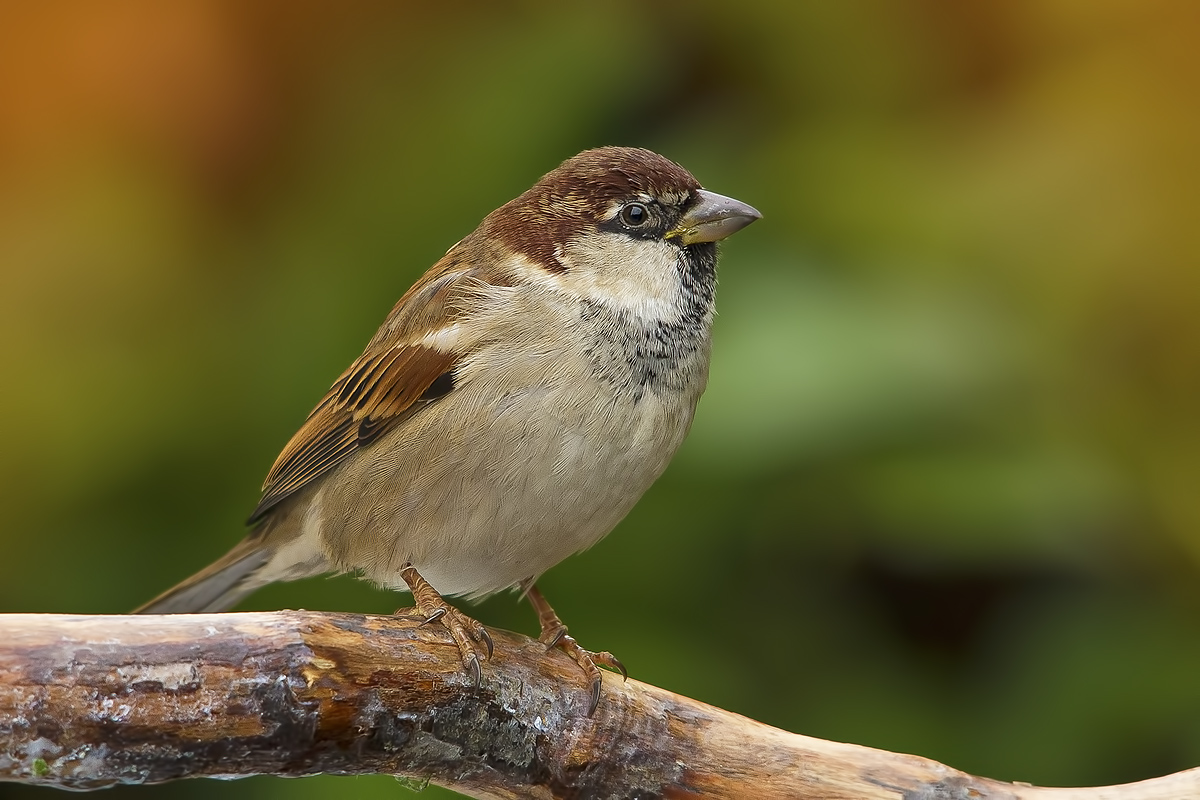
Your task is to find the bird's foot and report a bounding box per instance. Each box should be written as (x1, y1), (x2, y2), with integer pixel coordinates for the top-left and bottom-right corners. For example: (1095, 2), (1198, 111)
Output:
(524, 582), (626, 716)
(396, 564), (493, 686)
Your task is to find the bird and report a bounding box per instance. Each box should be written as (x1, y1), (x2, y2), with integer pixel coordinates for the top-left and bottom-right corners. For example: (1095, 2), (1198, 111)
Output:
(136, 146), (761, 713)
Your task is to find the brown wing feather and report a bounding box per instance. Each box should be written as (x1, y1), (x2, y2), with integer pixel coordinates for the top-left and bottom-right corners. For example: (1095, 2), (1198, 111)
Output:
(247, 253), (478, 525)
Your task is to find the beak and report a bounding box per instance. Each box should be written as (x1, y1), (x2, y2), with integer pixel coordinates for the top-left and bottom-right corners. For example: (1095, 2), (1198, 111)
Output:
(669, 189), (762, 245)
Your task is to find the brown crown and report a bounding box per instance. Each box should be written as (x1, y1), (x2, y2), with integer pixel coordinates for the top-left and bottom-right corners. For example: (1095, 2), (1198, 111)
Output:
(480, 147), (702, 273)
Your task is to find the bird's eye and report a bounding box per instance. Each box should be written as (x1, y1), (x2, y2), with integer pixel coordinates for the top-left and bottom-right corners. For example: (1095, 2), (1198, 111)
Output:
(619, 202), (649, 228)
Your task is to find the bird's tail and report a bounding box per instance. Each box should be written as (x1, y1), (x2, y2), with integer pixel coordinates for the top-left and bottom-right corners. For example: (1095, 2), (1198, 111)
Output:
(133, 537), (274, 614)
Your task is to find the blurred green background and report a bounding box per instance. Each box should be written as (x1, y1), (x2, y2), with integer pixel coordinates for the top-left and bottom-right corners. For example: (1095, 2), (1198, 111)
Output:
(3, 1), (1200, 798)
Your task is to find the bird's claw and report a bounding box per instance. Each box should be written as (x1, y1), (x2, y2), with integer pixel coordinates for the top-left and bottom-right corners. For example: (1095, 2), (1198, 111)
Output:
(537, 625), (627, 715)
(418, 607), (447, 626)
(397, 564), (492, 688)
(524, 583), (626, 717)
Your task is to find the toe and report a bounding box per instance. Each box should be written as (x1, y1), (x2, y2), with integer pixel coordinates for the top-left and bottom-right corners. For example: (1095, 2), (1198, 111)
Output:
(590, 650), (627, 682)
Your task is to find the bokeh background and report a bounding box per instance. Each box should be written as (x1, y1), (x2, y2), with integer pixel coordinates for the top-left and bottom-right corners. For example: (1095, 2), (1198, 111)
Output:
(3, 2), (1200, 798)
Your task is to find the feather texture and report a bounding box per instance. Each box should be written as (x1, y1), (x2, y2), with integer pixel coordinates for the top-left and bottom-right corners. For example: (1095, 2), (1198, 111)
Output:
(137, 147), (760, 612)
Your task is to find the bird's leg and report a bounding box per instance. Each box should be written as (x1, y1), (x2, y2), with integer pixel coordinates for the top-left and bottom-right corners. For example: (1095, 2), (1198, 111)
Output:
(395, 563), (493, 687)
(522, 581), (626, 716)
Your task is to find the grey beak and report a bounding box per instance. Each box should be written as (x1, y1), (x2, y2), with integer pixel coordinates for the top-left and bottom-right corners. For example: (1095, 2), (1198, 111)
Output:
(671, 189), (762, 245)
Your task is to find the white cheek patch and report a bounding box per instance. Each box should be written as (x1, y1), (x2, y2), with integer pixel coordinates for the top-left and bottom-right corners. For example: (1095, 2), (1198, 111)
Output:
(560, 233), (684, 319)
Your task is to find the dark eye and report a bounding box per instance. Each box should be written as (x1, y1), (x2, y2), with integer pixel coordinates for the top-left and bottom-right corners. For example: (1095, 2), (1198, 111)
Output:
(619, 202), (649, 228)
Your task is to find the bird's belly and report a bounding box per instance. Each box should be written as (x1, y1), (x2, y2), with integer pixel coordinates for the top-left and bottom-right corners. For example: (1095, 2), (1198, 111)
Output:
(316, 378), (697, 598)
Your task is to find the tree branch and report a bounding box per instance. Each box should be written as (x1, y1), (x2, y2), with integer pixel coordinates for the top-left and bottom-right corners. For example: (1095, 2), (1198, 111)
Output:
(0, 612), (1194, 799)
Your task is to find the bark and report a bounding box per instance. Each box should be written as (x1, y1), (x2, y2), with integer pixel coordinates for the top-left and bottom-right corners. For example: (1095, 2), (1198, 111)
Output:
(0, 611), (1195, 799)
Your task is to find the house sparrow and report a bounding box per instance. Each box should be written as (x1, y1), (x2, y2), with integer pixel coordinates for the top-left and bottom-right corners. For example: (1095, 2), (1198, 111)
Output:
(136, 146), (761, 713)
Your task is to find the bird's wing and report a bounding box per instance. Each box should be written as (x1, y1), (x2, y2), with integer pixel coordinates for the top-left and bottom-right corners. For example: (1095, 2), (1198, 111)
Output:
(248, 256), (481, 524)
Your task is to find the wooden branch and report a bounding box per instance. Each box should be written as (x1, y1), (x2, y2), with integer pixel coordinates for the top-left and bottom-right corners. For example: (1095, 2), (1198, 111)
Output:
(0, 613), (1195, 799)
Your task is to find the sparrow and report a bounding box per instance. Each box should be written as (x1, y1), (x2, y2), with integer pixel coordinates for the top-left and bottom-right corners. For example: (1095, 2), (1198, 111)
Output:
(136, 146), (761, 713)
